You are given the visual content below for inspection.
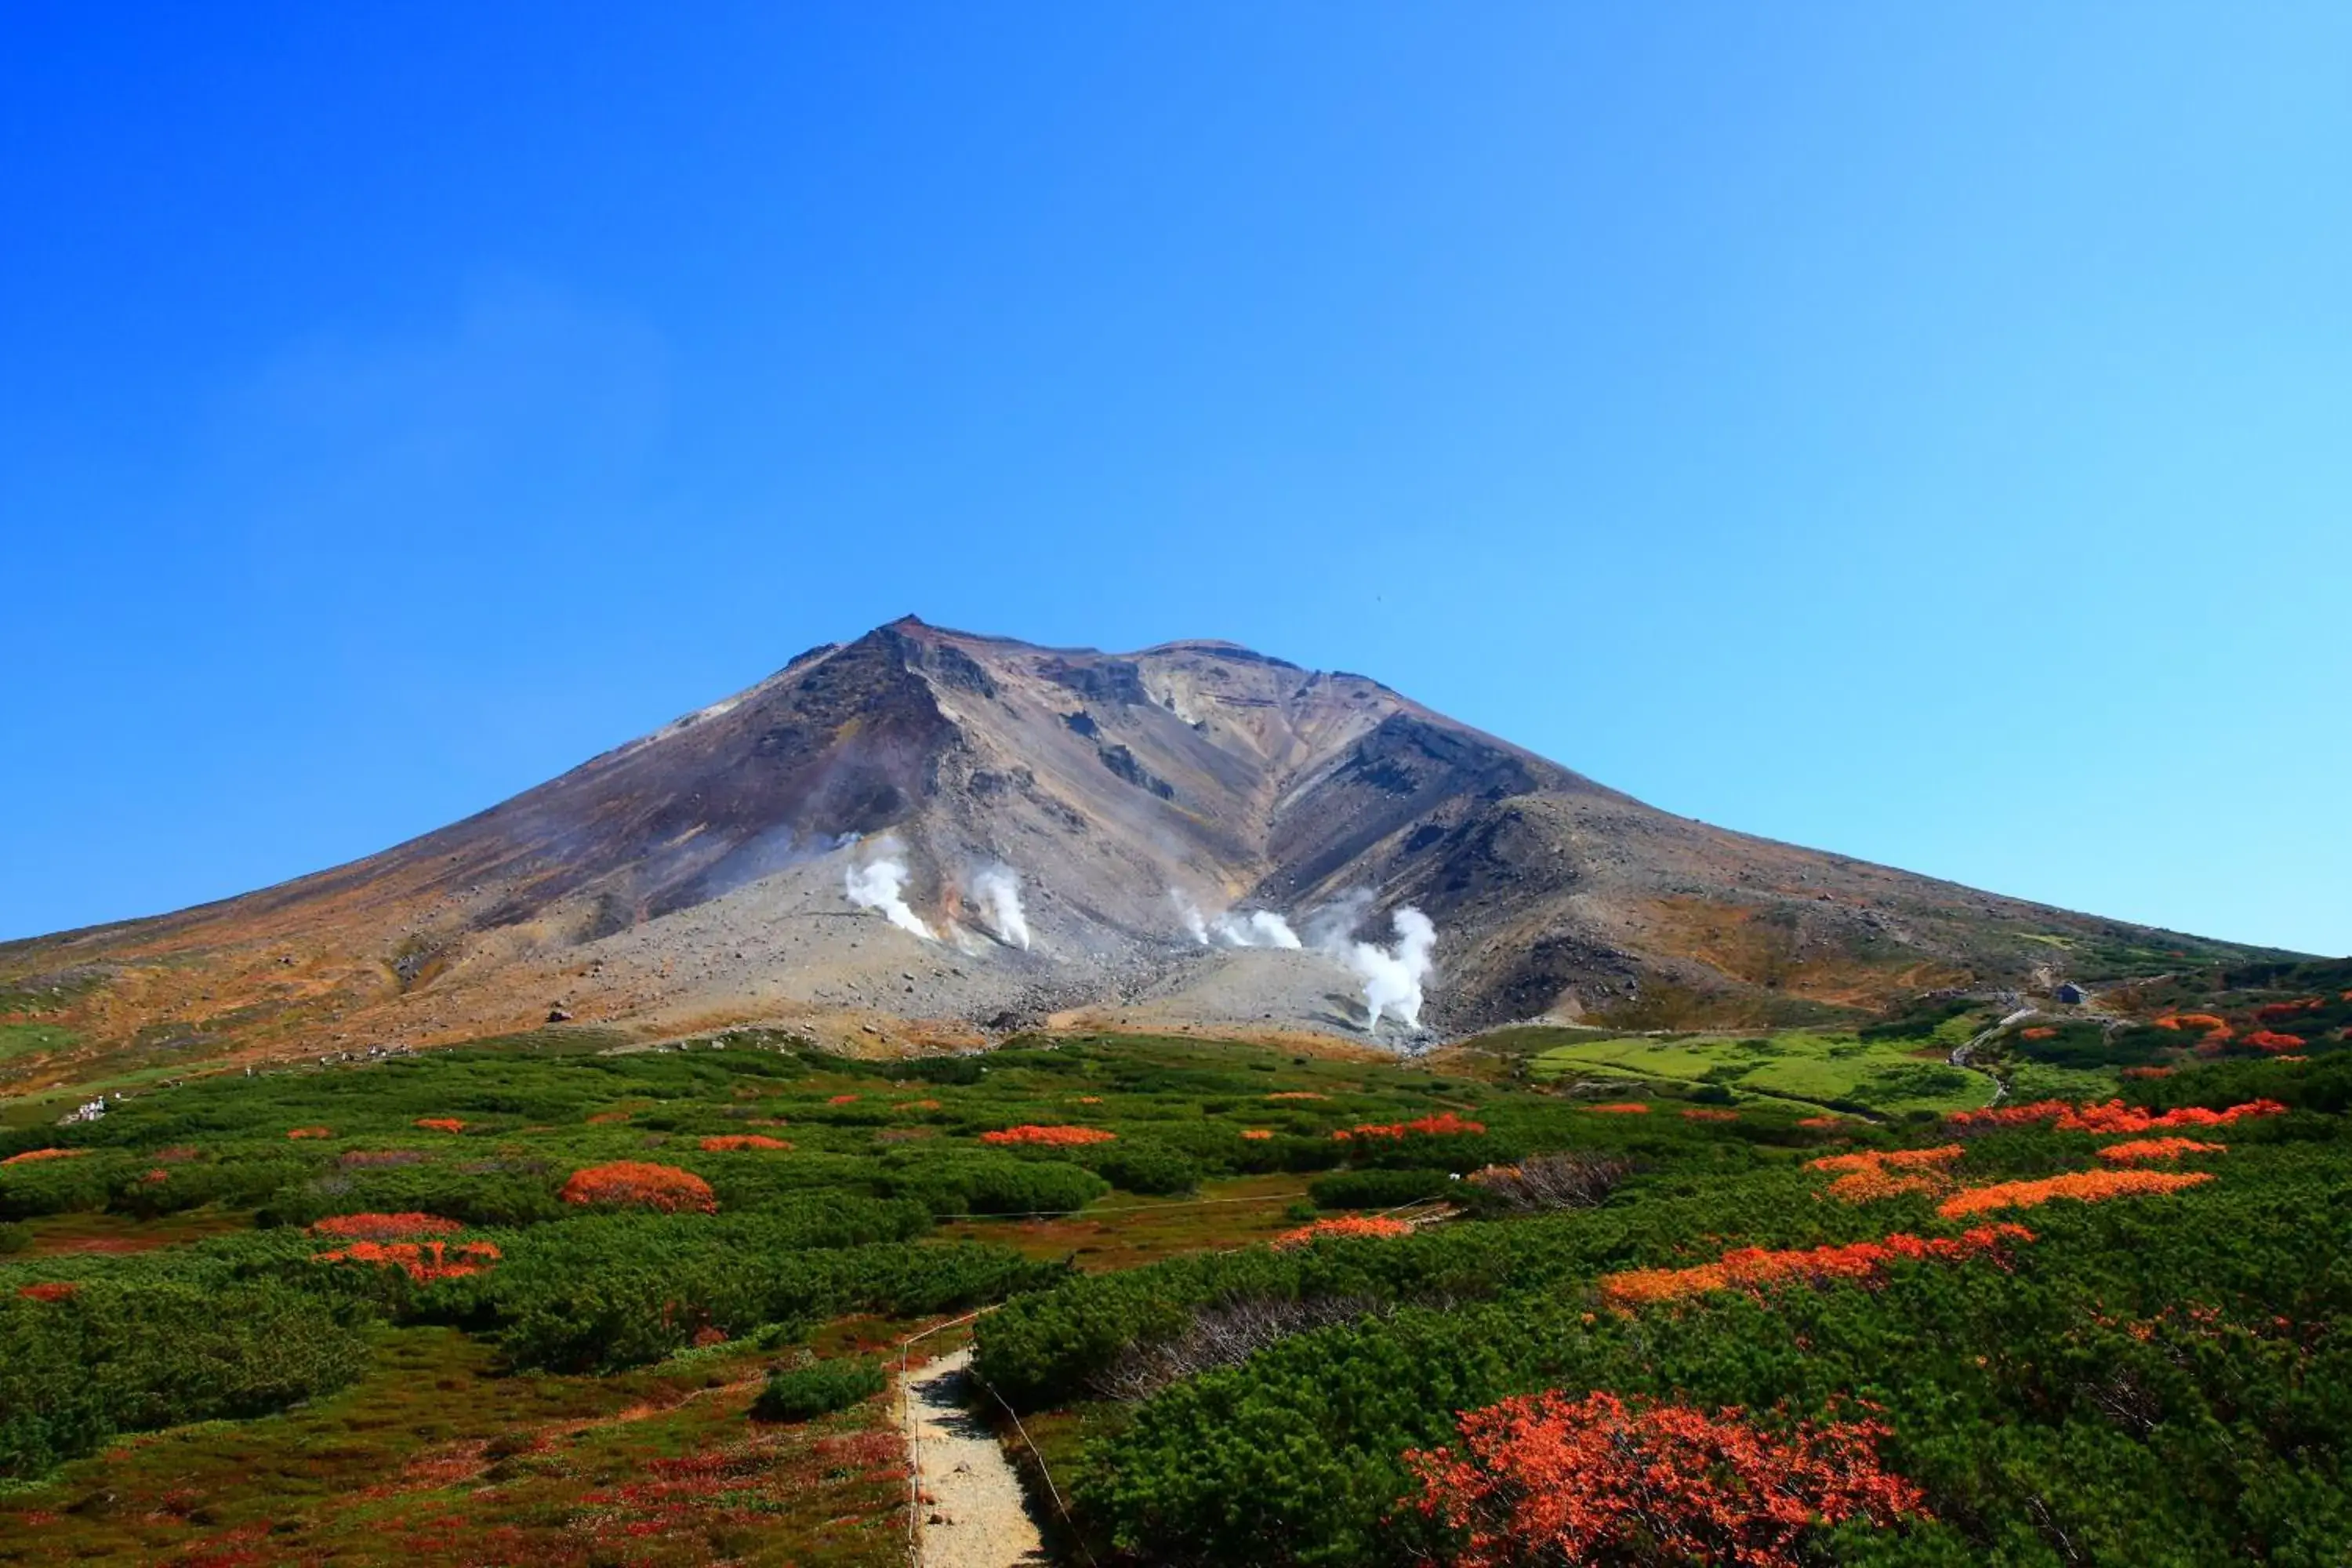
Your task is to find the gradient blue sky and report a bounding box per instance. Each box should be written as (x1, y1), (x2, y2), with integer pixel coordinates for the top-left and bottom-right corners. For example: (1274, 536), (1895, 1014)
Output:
(4, 4), (2346, 954)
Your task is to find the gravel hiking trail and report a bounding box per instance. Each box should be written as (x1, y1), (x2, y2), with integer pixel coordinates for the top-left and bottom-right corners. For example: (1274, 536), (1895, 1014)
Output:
(905, 1346), (1048, 1567)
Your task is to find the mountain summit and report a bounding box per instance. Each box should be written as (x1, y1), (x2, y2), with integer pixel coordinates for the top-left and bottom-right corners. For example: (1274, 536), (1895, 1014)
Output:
(1, 620), (2267, 1072)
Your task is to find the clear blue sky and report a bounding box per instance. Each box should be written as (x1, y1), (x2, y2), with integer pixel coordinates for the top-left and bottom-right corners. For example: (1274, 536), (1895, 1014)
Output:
(4, 4), (2346, 955)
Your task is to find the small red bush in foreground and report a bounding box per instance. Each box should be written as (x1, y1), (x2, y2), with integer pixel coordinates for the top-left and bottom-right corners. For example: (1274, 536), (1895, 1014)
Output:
(980, 1124), (1116, 1148)
(1334, 1112), (1487, 1142)
(1584, 1103), (1650, 1116)
(826, 1094), (860, 1105)
(309, 1212), (466, 1240)
(1937, 1167), (2212, 1218)
(1406, 1389), (1929, 1567)
(561, 1161), (719, 1213)
(0, 1148), (86, 1166)
(1806, 1145), (1965, 1203)
(1272, 1215), (1414, 1250)
(16, 1283), (78, 1302)
(2244, 1030), (2306, 1052)
(413, 1117), (466, 1133)
(286, 1127), (332, 1141)
(699, 1134), (793, 1152)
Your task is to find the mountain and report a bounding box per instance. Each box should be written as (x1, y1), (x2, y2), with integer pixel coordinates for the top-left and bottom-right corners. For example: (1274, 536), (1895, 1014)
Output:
(0, 618), (2280, 1081)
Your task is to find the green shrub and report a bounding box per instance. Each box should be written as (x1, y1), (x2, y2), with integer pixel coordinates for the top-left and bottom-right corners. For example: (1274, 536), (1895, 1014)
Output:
(1085, 1141), (1200, 1196)
(0, 1221), (27, 1254)
(752, 1356), (887, 1421)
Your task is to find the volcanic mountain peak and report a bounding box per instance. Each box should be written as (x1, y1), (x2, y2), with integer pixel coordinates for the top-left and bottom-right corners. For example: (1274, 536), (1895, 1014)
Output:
(0, 619), (2279, 1080)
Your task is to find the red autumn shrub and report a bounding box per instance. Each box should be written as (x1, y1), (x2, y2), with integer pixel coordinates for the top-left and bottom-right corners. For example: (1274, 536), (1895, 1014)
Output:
(1797, 1116), (1844, 1130)
(2097, 1138), (2225, 1164)
(1948, 1098), (2285, 1135)
(1584, 1103), (1650, 1116)
(1806, 1145), (1965, 1204)
(1405, 1389), (1929, 1567)
(2244, 1030), (2306, 1052)
(2255, 998), (2325, 1021)
(313, 1240), (503, 1283)
(309, 1212), (466, 1240)
(561, 1161), (719, 1214)
(1599, 1225), (2030, 1312)
(2020, 1026), (2058, 1040)
(286, 1127), (332, 1141)
(698, 1134), (793, 1152)
(1936, 1167), (2213, 1218)
(413, 1117), (466, 1133)
(2121, 1065), (2175, 1080)
(1334, 1112), (1487, 1142)
(980, 1124), (1116, 1147)
(1240, 1129), (1275, 1140)
(16, 1283), (78, 1303)
(0, 1148), (86, 1166)
(2154, 1013), (2230, 1034)
(1681, 1108), (1740, 1123)
(826, 1094), (860, 1105)
(1272, 1215), (1414, 1250)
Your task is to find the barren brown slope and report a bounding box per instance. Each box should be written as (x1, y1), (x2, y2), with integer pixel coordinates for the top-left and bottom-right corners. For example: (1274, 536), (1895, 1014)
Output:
(0, 618), (2279, 1087)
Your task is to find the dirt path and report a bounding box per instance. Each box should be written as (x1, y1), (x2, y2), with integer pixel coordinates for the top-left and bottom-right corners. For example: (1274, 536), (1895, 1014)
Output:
(903, 1346), (1049, 1568)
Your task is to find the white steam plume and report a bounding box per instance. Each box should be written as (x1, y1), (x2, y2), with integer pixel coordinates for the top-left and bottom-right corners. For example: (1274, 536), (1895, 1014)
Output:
(1168, 891), (1210, 946)
(844, 838), (935, 941)
(1345, 906), (1438, 1035)
(971, 863), (1032, 949)
(1212, 909), (1302, 949)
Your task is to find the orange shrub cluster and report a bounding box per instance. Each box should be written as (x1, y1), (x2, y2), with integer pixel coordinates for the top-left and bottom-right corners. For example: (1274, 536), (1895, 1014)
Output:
(16, 1283), (78, 1303)
(561, 1161), (719, 1213)
(980, 1124), (1116, 1147)
(1798, 1116), (1844, 1130)
(826, 1094), (860, 1105)
(1333, 1112), (1487, 1142)
(2153, 1014), (2233, 1040)
(1265, 1091), (1329, 1102)
(2122, 1065), (2175, 1080)
(1, 1148), (86, 1166)
(413, 1117), (466, 1133)
(2020, 1026), (2059, 1040)
(310, 1212), (466, 1240)
(2097, 1138), (2225, 1164)
(896, 1099), (941, 1111)
(1073, 1096), (1104, 1105)
(1599, 1225), (2030, 1312)
(1584, 1103), (1650, 1115)
(1947, 1098), (2286, 1134)
(314, 1240), (503, 1283)
(1681, 1108), (1740, 1123)
(286, 1127), (332, 1140)
(1806, 1145), (1966, 1203)
(2256, 998), (2325, 1021)
(1240, 1129), (1275, 1140)
(699, 1134), (793, 1152)
(1936, 1167), (2214, 1218)
(1271, 1215), (1414, 1250)
(2244, 1029), (2306, 1052)
(1406, 1389), (1929, 1567)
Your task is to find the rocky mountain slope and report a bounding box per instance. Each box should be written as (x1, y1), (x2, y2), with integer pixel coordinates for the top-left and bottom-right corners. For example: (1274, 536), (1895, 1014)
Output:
(0, 619), (2278, 1081)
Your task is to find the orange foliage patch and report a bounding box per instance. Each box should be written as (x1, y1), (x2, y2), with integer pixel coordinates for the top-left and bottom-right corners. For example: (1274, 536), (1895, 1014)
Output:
(1798, 1116), (1844, 1130)
(1333, 1112), (1487, 1142)
(313, 1240), (503, 1283)
(2121, 1065), (2175, 1080)
(2244, 1030), (2306, 1052)
(826, 1094), (860, 1105)
(698, 1134), (793, 1152)
(896, 1099), (941, 1112)
(979, 1124), (1116, 1147)
(1681, 1109), (1740, 1123)
(2020, 1026), (2058, 1040)
(0, 1148), (86, 1166)
(586, 1111), (633, 1125)
(1947, 1098), (2285, 1134)
(2097, 1138), (2225, 1164)
(1936, 1167), (2213, 1218)
(1406, 1389), (1929, 1567)
(1240, 1129), (1276, 1140)
(1073, 1096), (1104, 1105)
(1584, 1103), (1650, 1115)
(1806, 1145), (1965, 1203)
(1599, 1225), (2030, 1312)
(310, 1212), (466, 1240)
(286, 1127), (332, 1140)
(1271, 1215), (1415, 1249)
(2152, 1014), (2232, 1042)
(413, 1118), (466, 1133)
(2256, 998), (2325, 1021)
(16, 1282), (78, 1303)
(561, 1161), (719, 1213)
